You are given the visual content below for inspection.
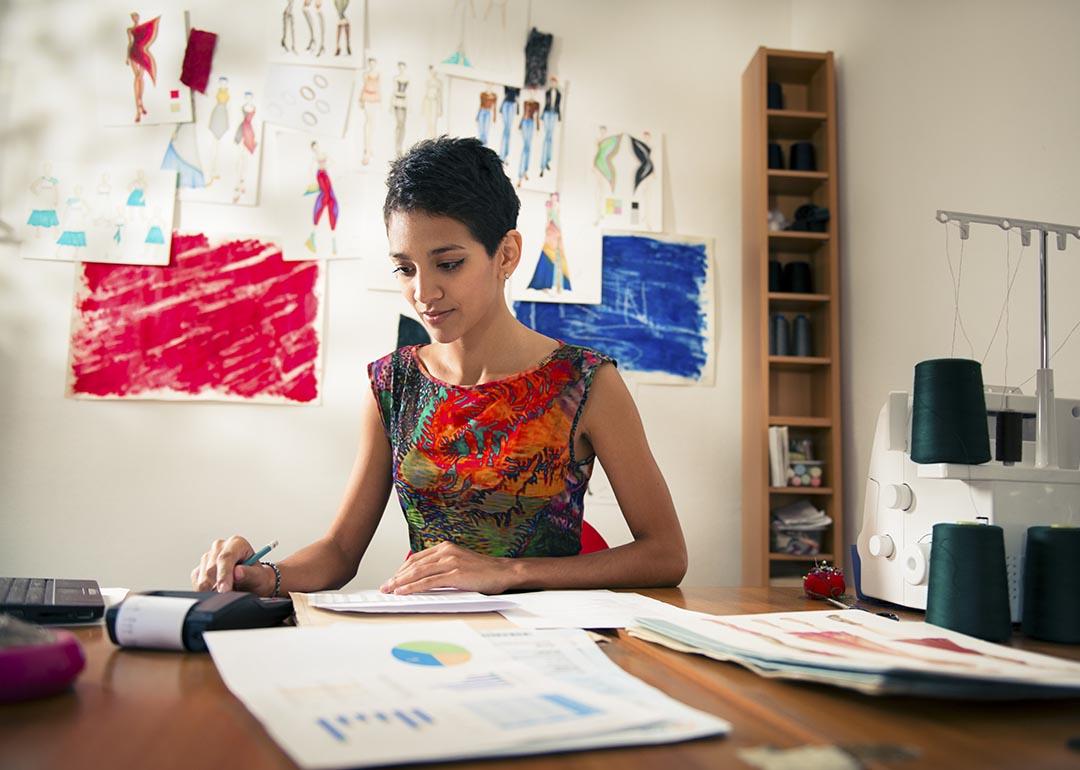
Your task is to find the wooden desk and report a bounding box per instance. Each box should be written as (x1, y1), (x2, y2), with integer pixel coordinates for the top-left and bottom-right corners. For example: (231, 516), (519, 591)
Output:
(2, 588), (1078, 769)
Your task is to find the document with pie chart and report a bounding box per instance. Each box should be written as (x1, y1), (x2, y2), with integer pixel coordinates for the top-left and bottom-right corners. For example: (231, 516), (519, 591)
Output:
(205, 621), (727, 768)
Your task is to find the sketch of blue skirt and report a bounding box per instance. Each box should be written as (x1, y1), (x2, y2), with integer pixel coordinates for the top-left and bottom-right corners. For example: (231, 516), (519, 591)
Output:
(57, 230), (87, 247)
(27, 209), (60, 227)
(145, 226), (165, 245)
(127, 188), (146, 207)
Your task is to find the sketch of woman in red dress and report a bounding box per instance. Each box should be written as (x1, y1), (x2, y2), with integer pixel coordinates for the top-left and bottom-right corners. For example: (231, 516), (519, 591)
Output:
(304, 141), (338, 256)
(126, 13), (161, 123)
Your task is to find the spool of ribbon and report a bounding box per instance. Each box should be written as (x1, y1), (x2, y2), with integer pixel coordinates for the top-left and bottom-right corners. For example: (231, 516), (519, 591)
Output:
(926, 521), (1012, 642)
(768, 260), (782, 292)
(994, 410), (1023, 464)
(771, 314), (789, 356)
(768, 143), (784, 170)
(767, 82), (784, 110)
(793, 315), (813, 357)
(1022, 526), (1080, 643)
(789, 141), (817, 171)
(782, 261), (814, 293)
(910, 358), (991, 464)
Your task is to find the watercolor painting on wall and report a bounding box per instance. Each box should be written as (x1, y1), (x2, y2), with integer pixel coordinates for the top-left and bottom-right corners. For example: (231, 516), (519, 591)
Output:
(514, 232), (714, 385)
(97, 8), (193, 126)
(591, 127), (663, 232)
(19, 162), (177, 265)
(67, 233), (324, 404)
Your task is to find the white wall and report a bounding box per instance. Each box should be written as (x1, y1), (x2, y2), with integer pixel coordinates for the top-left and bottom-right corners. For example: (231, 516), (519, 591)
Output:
(0, 0), (790, 590)
(791, 0), (1080, 548)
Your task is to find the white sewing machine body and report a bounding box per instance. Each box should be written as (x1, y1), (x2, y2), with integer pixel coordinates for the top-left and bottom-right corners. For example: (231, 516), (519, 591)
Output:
(856, 390), (1080, 622)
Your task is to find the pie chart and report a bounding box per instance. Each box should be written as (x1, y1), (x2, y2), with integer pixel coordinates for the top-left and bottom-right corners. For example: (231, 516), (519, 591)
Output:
(391, 640), (472, 667)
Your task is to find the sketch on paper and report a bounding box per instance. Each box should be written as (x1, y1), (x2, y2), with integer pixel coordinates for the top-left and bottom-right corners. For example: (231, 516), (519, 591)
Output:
(591, 127), (663, 233)
(164, 75), (265, 206)
(263, 63), (355, 138)
(268, 130), (366, 261)
(18, 162), (177, 265)
(353, 54), (446, 174)
(97, 9), (192, 126)
(515, 233), (714, 385)
(446, 75), (567, 194)
(271, 0), (365, 68)
(68, 233), (324, 404)
(512, 191), (600, 305)
(437, 0), (527, 84)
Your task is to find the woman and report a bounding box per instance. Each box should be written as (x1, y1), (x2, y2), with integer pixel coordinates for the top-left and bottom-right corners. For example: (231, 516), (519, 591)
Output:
(191, 137), (686, 596)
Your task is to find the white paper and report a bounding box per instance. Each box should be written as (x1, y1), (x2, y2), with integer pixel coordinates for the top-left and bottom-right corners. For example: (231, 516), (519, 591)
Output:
(205, 621), (673, 769)
(307, 589), (517, 614)
(264, 64), (355, 138)
(114, 595), (198, 650)
(497, 590), (709, 630)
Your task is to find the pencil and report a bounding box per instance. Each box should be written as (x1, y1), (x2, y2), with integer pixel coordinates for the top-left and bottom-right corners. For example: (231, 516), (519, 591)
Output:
(242, 540), (279, 566)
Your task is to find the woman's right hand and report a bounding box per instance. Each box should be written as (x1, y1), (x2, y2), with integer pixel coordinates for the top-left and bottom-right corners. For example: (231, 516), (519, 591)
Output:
(190, 536), (274, 595)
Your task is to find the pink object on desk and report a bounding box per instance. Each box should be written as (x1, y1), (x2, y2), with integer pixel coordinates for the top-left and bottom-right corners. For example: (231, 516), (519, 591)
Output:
(0, 625), (86, 703)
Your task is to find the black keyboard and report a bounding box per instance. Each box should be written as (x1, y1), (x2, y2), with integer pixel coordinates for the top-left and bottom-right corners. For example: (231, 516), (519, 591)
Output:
(0, 577), (51, 606)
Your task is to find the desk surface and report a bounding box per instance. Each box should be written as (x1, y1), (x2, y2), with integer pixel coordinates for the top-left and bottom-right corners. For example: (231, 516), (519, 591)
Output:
(2, 588), (1079, 770)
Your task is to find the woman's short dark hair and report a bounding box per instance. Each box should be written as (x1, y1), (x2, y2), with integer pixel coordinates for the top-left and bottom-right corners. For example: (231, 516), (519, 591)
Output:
(383, 137), (520, 256)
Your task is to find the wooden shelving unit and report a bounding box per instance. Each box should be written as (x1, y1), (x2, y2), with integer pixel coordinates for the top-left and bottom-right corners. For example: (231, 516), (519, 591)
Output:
(741, 48), (844, 587)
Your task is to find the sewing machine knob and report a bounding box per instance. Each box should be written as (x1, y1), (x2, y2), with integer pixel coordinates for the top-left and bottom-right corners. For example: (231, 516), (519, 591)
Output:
(868, 534), (895, 558)
(884, 483), (913, 511)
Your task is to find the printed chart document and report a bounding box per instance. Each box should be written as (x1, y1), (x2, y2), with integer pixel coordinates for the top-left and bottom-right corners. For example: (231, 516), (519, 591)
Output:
(497, 589), (709, 629)
(205, 622), (724, 768)
(305, 589), (517, 613)
(630, 609), (1080, 698)
(483, 628), (730, 749)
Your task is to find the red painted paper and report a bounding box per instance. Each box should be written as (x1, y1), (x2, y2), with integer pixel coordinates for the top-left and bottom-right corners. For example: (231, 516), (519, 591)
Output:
(180, 28), (217, 94)
(69, 233), (322, 403)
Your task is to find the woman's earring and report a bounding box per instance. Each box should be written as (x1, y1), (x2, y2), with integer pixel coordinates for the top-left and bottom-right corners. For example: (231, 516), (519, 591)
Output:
(503, 273), (510, 280)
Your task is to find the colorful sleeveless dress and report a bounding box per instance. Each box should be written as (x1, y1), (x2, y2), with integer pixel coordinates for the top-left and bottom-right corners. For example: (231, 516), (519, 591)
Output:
(368, 343), (615, 557)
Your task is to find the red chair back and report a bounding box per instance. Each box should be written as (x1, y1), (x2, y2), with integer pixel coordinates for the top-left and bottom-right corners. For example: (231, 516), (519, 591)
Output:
(579, 520), (609, 554)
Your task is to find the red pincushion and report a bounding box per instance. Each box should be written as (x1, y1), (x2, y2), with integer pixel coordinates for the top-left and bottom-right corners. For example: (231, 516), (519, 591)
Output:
(803, 562), (846, 599)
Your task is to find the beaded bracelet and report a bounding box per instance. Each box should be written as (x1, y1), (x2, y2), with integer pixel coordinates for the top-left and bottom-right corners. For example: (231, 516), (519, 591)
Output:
(262, 560), (282, 598)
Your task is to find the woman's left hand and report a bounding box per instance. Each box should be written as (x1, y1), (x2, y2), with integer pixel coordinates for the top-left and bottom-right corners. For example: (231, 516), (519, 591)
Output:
(379, 541), (516, 595)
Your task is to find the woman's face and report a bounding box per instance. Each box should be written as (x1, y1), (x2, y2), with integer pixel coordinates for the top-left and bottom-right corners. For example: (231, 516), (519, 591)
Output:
(387, 210), (508, 344)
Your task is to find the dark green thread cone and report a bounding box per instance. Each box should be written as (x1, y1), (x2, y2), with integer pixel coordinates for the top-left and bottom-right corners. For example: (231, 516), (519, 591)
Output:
(926, 522), (1012, 642)
(1022, 526), (1080, 643)
(911, 358), (991, 465)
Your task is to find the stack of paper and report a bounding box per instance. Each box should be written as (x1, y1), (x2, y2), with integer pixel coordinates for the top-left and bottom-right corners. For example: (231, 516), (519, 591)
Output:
(629, 609), (1080, 699)
(305, 589), (517, 614)
(205, 622), (729, 769)
(497, 590), (708, 629)
(770, 500), (832, 530)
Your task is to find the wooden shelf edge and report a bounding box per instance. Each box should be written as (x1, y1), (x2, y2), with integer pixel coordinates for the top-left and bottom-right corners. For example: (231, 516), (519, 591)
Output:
(769, 231), (829, 242)
(769, 552), (834, 562)
(767, 108), (828, 121)
(769, 487), (833, 495)
(768, 355), (832, 367)
(767, 170), (828, 181)
(768, 416), (832, 427)
(767, 292), (830, 303)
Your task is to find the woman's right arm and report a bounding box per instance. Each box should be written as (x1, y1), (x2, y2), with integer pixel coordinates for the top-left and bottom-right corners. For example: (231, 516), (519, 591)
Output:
(191, 381), (394, 595)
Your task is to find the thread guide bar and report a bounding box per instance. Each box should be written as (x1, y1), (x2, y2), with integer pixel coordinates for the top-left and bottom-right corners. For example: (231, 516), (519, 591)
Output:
(935, 210), (1080, 249)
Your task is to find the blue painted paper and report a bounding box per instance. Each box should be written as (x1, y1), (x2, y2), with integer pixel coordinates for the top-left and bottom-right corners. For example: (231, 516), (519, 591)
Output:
(515, 234), (711, 381)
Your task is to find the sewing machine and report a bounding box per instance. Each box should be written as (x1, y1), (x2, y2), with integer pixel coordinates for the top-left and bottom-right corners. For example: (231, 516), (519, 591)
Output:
(856, 389), (1080, 621)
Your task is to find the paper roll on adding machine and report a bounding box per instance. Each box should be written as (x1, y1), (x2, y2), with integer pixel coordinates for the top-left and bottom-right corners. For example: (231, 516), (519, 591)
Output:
(857, 210), (1080, 622)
